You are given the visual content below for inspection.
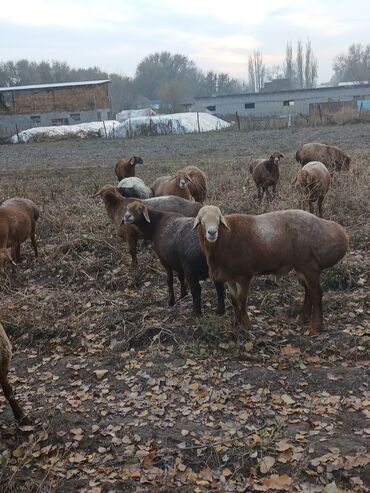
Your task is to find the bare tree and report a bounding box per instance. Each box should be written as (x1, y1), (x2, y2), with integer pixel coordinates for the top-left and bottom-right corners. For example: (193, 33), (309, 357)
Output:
(247, 51), (266, 92)
(283, 42), (295, 88)
(305, 40), (318, 88)
(332, 44), (370, 83)
(296, 40), (304, 88)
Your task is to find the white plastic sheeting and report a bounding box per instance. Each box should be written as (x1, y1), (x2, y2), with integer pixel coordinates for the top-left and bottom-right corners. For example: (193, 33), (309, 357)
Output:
(116, 108), (157, 122)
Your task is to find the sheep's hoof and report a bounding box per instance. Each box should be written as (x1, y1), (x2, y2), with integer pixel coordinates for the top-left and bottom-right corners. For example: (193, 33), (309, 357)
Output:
(192, 309), (202, 317)
(17, 415), (32, 427)
(216, 307), (225, 315)
(168, 299), (175, 307)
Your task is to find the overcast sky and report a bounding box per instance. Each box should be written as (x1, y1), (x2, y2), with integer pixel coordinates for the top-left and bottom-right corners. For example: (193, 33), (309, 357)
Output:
(0, 0), (369, 83)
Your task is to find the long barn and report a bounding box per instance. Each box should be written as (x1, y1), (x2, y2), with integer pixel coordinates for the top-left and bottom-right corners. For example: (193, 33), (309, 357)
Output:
(0, 80), (111, 136)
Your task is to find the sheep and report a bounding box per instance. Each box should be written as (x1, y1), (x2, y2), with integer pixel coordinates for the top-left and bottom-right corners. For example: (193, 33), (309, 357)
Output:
(295, 143), (350, 172)
(0, 322), (28, 423)
(115, 156), (143, 181)
(117, 177), (153, 199)
(294, 161), (331, 217)
(193, 205), (348, 336)
(151, 170), (195, 201)
(123, 201), (225, 315)
(249, 151), (284, 201)
(0, 198), (39, 270)
(181, 166), (208, 203)
(92, 185), (202, 268)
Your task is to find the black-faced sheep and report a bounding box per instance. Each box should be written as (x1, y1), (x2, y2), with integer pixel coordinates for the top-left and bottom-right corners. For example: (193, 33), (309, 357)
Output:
(117, 177), (153, 199)
(193, 205), (348, 336)
(295, 161), (331, 217)
(123, 201), (225, 315)
(115, 156), (143, 181)
(249, 151), (284, 201)
(295, 143), (350, 171)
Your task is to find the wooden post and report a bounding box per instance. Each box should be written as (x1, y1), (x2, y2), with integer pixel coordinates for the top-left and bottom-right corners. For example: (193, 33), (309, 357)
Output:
(235, 111), (241, 130)
(359, 101), (363, 118)
(102, 120), (107, 138)
(318, 104), (323, 124)
(15, 124), (20, 143)
(196, 112), (201, 133)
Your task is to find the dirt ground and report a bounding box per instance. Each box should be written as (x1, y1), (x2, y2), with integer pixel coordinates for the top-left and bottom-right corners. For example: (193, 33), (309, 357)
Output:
(0, 123), (369, 492)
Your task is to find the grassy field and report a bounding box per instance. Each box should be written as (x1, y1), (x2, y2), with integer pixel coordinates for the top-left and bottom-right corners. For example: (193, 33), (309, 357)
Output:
(0, 124), (369, 492)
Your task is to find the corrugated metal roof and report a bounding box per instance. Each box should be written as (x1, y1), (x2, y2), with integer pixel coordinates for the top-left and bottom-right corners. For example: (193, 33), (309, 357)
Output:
(0, 80), (110, 93)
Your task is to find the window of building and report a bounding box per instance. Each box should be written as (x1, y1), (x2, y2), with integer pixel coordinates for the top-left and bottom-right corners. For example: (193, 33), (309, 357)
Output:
(70, 113), (81, 122)
(206, 105), (216, 112)
(97, 111), (102, 121)
(52, 118), (69, 126)
(245, 102), (255, 109)
(283, 100), (295, 106)
(30, 115), (41, 124)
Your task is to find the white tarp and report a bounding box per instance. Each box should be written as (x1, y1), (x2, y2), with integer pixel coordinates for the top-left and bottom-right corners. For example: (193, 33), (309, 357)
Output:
(116, 108), (157, 122)
(10, 120), (119, 143)
(109, 112), (230, 138)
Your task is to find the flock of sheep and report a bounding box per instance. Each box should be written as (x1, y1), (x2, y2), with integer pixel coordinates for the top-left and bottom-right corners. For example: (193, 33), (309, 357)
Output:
(0, 140), (350, 425)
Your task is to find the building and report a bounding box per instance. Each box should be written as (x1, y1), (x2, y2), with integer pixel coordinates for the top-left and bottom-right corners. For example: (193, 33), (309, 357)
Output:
(192, 83), (370, 119)
(0, 80), (111, 135)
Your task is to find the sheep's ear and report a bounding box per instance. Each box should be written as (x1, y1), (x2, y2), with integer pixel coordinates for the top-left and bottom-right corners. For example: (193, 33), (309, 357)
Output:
(130, 157), (136, 166)
(279, 153), (284, 158)
(192, 216), (201, 230)
(142, 207), (150, 223)
(220, 215), (231, 231)
(91, 188), (103, 197)
(185, 174), (195, 185)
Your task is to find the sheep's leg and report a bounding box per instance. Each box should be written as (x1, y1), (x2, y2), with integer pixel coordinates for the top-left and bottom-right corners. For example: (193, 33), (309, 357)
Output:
(11, 243), (21, 263)
(257, 187), (262, 201)
(308, 201), (314, 214)
(0, 372), (26, 423)
(318, 197), (324, 218)
(189, 277), (202, 316)
(227, 282), (242, 323)
(237, 281), (251, 330)
(127, 235), (138, 270)
(303, 270), (323, 336)
(166, 268), (175, 306)
(178, 271), (188, 299)
(31, 229), (38, 257)
(296, 272), (312, 322)
(214, 282), (225, 315)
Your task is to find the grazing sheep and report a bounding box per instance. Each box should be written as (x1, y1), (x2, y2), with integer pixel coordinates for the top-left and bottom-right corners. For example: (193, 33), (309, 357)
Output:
(295, 143), (350, 171)
(181, 166), (208, 203)
(0, 198), (39, 270)
(193, 205), (348, 336)
(93, 185), (201, 268)
(151, 170), (195, 201)
(115, 156), (143, 181)
(249, 151), (284, 201)
(117, 177), (153, 199)
(295, 161), (331, 217)
(0, 322), (28, 423)
(123, 201), (225, 315)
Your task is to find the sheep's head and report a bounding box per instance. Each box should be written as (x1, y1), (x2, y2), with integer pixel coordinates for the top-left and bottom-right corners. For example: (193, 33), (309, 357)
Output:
(122, 201), (150, 225)
(193, 205), (230, 243)
(270, 151), (284, 165)
(131, 156), (143, 166)
(92, 185), (122, 202)
(174, 171), (194, 190)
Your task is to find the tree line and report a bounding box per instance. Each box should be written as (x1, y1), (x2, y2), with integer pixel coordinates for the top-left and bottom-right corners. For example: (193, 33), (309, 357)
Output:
(0, 43), (368, 114)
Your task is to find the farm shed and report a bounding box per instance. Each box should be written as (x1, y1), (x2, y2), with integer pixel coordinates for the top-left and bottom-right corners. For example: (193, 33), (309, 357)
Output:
(0, 80), (111, 137)
(192, 82), (370, 119)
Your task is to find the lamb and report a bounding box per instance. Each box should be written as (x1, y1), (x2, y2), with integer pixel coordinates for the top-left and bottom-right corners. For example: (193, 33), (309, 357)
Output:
(93, 185), (202, 268)
(0, 322), (28, 423)
(295, 161), (331, 217)
(249, 151), (284, 201)
(117, 177), (153, 199)
(295, 143), (350, 171)
(181, 166), (208, 203)
(193, 205), (348, 336)
(123, 201), (225, 315)
(115, 156), (143, 181)
(151, 170), (195, 201)
(0, 197), (39, 270)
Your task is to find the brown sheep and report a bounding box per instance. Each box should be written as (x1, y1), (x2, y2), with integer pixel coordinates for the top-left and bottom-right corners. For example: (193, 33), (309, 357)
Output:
(181, 166), (207, 203)
(249, 151), (284, 201)
(0, 198), (39, 270)
(151, 170), (195, 201)
(295, 143), (350, 171)
(93, 185), (201, 268)
(295, 161), (331, 217)
(0, 322), (28, 423)
(115, 156), (143, 181)
(193, 205), (348, 336)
